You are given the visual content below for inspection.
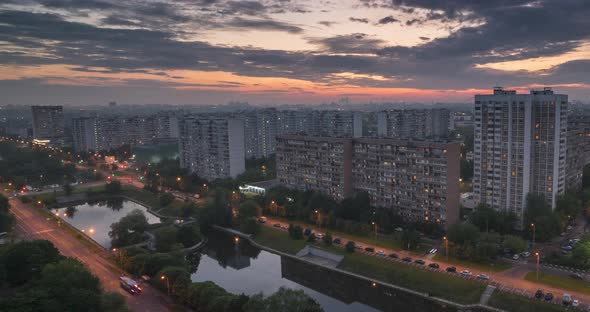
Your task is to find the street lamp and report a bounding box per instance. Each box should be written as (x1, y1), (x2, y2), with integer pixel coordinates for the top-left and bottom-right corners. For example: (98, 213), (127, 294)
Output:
(443, 236), (449, 261)
(531, 223), (536, 250)
(160, 275), (170, 295)
(535, 252), (540, 280)
(371, 222), (377, 238)
(314, 210), (321, 228)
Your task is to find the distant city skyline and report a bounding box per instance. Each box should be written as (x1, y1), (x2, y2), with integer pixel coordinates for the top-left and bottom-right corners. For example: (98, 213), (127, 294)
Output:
(1, 0), (590, 105)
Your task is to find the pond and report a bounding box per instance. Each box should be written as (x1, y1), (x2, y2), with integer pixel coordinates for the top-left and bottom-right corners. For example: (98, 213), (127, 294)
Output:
(53, 198), (161, 248)
(191, 232), (461, 312)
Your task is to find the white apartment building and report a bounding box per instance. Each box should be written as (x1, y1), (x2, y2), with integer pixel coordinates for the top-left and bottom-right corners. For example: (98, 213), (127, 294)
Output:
(178, 116), (245, 180)
(473, 87), (568, 225)
(375, 109), (449, 139)
(72, 117), (97, 152)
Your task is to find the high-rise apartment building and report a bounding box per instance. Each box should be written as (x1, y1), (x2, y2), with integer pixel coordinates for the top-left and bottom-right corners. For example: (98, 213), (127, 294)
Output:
(473, 87), (568, 225)
(31, 105), (64, 140)
(178, 116), (245, 180)
(566, 115), (590, 191)
(242, 109), (278, 159)
(72, 117), (97, 152)
(276, 135), (460, 226)
(375, 109), (449, 139)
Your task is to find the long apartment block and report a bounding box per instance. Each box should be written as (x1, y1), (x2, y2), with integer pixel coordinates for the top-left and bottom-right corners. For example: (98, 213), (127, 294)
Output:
(276, 135), (460, 226)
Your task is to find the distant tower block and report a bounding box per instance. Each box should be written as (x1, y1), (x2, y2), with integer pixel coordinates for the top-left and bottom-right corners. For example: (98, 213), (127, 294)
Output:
(109, 101), (117, 107)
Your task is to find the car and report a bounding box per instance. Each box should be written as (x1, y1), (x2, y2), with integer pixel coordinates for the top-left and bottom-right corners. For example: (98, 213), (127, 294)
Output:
(428, 263), (440, 269)
(303, 228), (312, 236)
(560, 232), (566, 237)
(315, 233), (324, 239)
(333, 238), (342, 244)
(545, 293), (554, 301)
(572, 299), (579, 307)
(535, 289), (544, 299)
(376, 250), (386, 256)
(402, 257), (412, 262)
(355, 244), (363, 250)
(365, 247), (375, 253)
(258, 217), (267, 223)
(566, 225), (573, 231)
(562, 293), (572, 306)
(461, 270), (472, 276)
(273, 223), (281, 228)
(446, 266), (457, 273)
(521, 251), (530, 258)
(570, 273), (583, 280)
(414, 259), (425, 265)
(119, 276), (142, 295)
(280, 225), (288, 230)
(562, 245), (573, 251)
(388, 253), (399, 259)
(512, 254), (520, 260)
(477, 274), (490, 280)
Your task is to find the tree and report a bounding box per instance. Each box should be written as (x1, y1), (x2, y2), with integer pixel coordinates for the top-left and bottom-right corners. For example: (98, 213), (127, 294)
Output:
(63, 183), (73, 196)
(572, 240), (590, 265)
(447, 223), (480, 245)
(262, 287), (323, 312)
(1, 240), (61, 285)
(101, 292), (131, 312)
(159, 193), (175, 208)
(323, 232), (333, 246)
(0, 194), (9, 212)
(345, 241), (356, 253)
(401, 229), (421, 250)
(0, 211), (15, 233)
(105, 180), (122, 193)
(181, 202), (199, 218)
(238, 200), (261, 219)
(154, 226), (179, 252)
(177, 224), (202, 248)
(109, 209), (149, 247)
(288, 224), (303, 240)
(502, 235), (527, 254)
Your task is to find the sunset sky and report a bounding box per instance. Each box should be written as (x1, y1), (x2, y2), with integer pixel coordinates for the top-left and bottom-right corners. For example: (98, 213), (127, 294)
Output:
(1, 0), (590, 105)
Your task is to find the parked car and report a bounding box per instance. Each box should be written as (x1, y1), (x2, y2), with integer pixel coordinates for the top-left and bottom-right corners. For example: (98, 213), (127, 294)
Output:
(273, 223), (281, 228)
(461, 270), (472, 276)
(428, 263), (440, 269)
(512, 254), (520, 260)
(521, 251), (530, 258)
(388, 253), (399, 259)
(414, 259), (425, 265)
(562, 293), (572, 306)
(303, 228), (312, 236)
(572, 299), (579, 307)
(402, 257), (412, 262)
(477, 274), (489, 280)
(376, 250), (386, 256)
(365, 247), (375, 253)
(545, 293), (554, 301)
(333, 238), (342, 244)
(258, 217), (267, 223)
(570, 273), (583, 280)
(314, 233), (324, 239)
(535, 289), (544, 299)
(355, 244), (363, 250)
(446, 266), (457, 273)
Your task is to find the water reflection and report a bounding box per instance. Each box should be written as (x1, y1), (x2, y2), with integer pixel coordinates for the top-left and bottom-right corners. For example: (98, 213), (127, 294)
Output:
(53, 199), (161, 248)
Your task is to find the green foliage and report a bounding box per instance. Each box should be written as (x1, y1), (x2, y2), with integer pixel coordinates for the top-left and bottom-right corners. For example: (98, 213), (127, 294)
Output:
(323, 232), (333, 246)
(236, 156), (276, 184)
(1, 239), (61, 285)
(261, 287), (323, 312)
(108, 209), (149, 247)
(448, 223), (480, 245)
(525, 193), (560, 241)
(469, 204), (516, 234)
(177, 224), (202, 248)
(0, 211), (15, 233)
(63, 183), (73, 196)
(238, 200), (261, 234)
(105, 180), (122, 193)
(501, 235), (527, 254)
(401, 229), (421, 250)
(181, 201), (199, 218)
(159, 193), (175, 207)
(154, 225), (179, 252)
(572, 240), (590, 264)
(345, 240), (355, 253)
(288, 224), (303, 240)
(100, 292), (131, 312)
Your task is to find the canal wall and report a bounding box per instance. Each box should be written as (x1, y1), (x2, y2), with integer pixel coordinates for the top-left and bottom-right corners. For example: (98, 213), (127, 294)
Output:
(213, 225), (505, 312)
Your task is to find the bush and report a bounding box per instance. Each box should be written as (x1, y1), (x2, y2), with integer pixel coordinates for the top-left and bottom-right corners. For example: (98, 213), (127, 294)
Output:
(323, 232), (333, 246)
(345, 241), (356, 253)
(105, 180), (122, 193)
(288, 224), (303, 240)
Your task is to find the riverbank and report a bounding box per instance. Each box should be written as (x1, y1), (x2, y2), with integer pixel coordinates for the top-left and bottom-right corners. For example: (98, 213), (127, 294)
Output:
(215, 225), (505, 312)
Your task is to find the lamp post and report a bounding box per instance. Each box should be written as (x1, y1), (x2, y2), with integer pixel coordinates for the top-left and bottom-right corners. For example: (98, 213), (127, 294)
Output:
(314, 210), (321, 228)
(161, 275), (170, 295)
(535, 252), (540, 280)
(371, 222), (377, 238)
(443, 236), (449, 261)
(531, 223), (536, 250)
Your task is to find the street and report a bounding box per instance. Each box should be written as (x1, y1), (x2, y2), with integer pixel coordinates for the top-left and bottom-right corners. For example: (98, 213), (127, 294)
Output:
(8, 195), (170, 312)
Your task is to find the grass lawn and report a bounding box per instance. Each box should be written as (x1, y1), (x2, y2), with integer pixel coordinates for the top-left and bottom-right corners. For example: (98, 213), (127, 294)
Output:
(432, 254), (512, 273)
(270, 217), (403, 251)
(338, 252), (486, 304)
(253, 226), (308, 255)
(488, 291), (569, 312)
(524, 272), (590, 294)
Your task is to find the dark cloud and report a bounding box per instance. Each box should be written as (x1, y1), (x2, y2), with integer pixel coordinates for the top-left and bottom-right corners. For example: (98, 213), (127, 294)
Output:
(318, 21), (337, 27)
(225, 17), (303, 33)
(419, 36), (429, 41)
(308, 33), (385, 54)
(221, 1), (266, 15)
(37, 0), (117, 10)
(349, 17), (369, 23)
(100, 15), (140, 26)
(377, 15), (399, 24)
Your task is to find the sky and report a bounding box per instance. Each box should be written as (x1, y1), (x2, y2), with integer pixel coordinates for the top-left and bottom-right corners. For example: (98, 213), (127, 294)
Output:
(1, 0), (590, 106)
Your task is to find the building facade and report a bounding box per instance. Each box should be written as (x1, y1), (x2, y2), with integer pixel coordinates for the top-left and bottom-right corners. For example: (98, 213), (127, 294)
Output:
(276, 135), (460, 226)
(473, 87), (568, 226)
(566, 115), (590, 191)
(375, 108), (449, 139)
(31, 105), (64, 140)
(178, 116), (245, 180)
